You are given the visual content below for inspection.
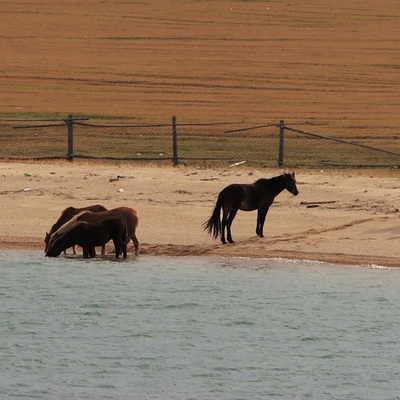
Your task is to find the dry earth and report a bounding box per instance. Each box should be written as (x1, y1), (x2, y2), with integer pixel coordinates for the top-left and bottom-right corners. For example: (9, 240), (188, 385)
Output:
(0, 162), (399, 267)
(1, 0), (399, 137)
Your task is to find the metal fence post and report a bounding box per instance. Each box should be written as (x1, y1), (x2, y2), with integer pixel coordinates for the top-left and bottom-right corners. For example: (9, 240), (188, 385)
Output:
(66, 114), (74, 161)
(278, 119), (285, 167)
(172, 115), (178, 166)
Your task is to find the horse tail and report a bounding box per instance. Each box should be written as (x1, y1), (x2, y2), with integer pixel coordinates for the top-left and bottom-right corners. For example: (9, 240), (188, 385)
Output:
(203, 197), (223, 239)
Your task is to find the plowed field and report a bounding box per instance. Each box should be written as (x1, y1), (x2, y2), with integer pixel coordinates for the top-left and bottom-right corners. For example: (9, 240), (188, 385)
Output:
(1, 0), (399, 137)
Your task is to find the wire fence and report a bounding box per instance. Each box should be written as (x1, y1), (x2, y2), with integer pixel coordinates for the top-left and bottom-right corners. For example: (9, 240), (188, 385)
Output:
(0, 116), (399, 168)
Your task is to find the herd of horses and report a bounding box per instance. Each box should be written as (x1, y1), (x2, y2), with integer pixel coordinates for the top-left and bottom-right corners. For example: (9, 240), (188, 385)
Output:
(44, 172), (298, 258)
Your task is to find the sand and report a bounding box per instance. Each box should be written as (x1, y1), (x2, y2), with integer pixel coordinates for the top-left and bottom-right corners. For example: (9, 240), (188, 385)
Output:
(0, 161), (399, 267)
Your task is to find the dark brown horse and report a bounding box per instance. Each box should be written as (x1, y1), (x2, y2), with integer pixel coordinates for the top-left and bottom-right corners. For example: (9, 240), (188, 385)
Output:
(45, 217), (128, 258)
(44, 204), (107, 254)
(204, 172), (299, 244)
(48, 206), (139, 256)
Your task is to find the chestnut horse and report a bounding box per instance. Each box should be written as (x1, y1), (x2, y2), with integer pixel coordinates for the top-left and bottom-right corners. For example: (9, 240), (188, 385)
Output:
(48, 206), (139, 256)
(46, 218), (128, 259)
(204, 172), (299, 244)
(44, 204), (107, 254)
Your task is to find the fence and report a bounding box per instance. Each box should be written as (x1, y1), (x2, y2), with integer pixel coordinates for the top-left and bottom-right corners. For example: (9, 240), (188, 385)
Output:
(0, 115), (399, 168)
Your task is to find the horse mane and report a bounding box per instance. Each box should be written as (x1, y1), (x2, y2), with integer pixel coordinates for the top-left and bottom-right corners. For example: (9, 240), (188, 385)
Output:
(50, 211), (91, 241)
(55, 211), (91, 236)
(255, 174), (284, 185)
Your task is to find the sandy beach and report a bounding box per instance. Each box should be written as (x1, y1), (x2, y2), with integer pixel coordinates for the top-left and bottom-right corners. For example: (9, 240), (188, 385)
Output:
(0, 161), (398, 267)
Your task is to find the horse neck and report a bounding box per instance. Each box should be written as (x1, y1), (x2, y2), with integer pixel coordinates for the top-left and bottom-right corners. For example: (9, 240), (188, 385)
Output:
(261, 175), (287, 197)
(55, 211), (86, 236)
(51, 208), (77, 233)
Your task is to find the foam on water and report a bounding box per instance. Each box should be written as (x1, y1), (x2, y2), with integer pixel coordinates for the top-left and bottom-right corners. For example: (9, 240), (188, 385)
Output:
(1, 250), (400, 399)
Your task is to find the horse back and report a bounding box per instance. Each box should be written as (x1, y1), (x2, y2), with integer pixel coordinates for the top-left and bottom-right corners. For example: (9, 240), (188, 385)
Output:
(220, 182), (274, 211)
(78, 207), (138, 231)
(79, 217), (126, 239)
(52, 204), (107, 232)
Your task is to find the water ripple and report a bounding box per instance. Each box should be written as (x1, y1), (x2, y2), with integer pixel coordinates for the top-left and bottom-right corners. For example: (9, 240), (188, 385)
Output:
(1, 251), (400, 399)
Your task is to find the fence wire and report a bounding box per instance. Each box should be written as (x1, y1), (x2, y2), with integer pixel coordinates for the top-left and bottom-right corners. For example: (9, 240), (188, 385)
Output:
(283, 126), (400, 168)
(0, 117), (399, 168)
(170, 123), (279, 167)
(0, 120), (67, 160)
(73, 122), (174, 161)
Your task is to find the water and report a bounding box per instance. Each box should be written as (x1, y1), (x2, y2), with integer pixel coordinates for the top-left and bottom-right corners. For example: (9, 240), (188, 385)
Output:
(1, 251), (400, 400)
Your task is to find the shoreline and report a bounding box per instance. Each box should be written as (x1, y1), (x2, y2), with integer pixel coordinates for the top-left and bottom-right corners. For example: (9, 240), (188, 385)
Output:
(1, 237), (399, 269)
(0, 162), (399, 269)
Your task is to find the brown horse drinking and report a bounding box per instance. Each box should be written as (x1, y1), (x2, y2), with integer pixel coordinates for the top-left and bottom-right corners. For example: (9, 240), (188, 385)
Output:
(204, 172), (299, 244)
(48, 206), (139, 256)
(45, 217), (128, 258)
(44, 204), (107, 254)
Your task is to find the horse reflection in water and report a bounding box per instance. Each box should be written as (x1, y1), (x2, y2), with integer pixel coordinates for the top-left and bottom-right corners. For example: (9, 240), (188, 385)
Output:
(204, 172), (299, 244)
(45, 217), (128, 259)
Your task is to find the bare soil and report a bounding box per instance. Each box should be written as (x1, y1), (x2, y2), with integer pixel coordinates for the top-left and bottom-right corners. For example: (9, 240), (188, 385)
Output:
(1, 0), (399, 136)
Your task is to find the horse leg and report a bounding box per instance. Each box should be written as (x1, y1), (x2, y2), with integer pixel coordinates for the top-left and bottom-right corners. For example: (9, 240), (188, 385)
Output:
(226, 209), (239, 244)
(101, 245), (106, 255)
(113, 239), (121, 258)
(131, 235), (139, 256)
(63, 246), (75, 255)
(256, 206), (269, 237)
(122, 241), (127, 258)
(221, 208), (228, 244)
(89, 247), (96, 258)
(82, 246), (90, 258)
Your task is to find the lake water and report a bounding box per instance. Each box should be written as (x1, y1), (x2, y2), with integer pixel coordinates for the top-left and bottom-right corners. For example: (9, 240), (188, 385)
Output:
(1, 251), (399, 400)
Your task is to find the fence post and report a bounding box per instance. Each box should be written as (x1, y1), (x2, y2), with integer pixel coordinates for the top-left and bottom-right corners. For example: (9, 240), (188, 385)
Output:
(278, 119), (285, 167)
(66, 114), (74, 161)
(172, 115), (178, 166)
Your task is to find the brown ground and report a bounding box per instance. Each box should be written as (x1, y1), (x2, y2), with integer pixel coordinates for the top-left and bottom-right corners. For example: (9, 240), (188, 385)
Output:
(1, 2), (399, 266)
(1, 162), (399, 267)
(1, 0), (399, 135)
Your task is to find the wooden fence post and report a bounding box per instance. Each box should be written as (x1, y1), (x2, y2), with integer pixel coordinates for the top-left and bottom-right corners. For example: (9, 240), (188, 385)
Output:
(278, 119), (285, 167)
(66, 114), (74, 161)
(172, 115), (178, 166)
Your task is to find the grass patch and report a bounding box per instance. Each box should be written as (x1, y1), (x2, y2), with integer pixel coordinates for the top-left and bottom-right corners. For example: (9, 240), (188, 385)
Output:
(0, 117), (399, 168)
(376, 64), (400, 70)
(0, 112), (68, 120)
(0, 112), (143, 122)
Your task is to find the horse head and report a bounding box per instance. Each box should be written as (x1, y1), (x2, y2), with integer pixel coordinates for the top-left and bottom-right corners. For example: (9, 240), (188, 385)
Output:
(284, 172), (299, 196)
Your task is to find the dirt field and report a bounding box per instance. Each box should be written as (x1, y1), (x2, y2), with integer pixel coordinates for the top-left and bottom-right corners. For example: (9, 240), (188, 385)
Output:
(1, 0), (399, 136)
